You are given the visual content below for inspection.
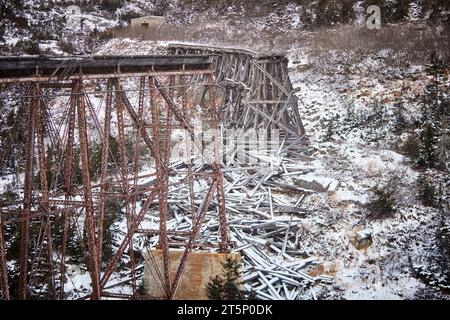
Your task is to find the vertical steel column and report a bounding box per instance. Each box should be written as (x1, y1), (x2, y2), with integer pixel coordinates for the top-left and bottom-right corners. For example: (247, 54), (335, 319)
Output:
(75, 80), (101, 300)
(150, 76), (171, 298)
(115, 78), (137, 293)
(97, 79), (113, 267)
(180, 75), (196, 217)
(35, 88), (56, 298)
(19, 83), (37, 300)
(128, 76), (146, 295)
(0, 211), (9, 300)
(60, 82), (78, 299)
(132, 77), (146, 217)
(209, 72), (229, 252)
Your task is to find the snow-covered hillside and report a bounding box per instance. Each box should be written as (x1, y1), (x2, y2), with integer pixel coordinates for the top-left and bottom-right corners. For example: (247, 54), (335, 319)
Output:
(79, 34), (450, 299)
(0, 0), (449, 300)
(286, 39), (449, 299)
(1, 1), (449, 55)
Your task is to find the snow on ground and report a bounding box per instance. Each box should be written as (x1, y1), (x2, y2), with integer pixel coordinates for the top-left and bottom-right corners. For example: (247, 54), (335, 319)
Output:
(2, 35), (446, 299)
(94, 39), (169, 56)
(58, 37), (447, 300)
(285, 43), (448, 299)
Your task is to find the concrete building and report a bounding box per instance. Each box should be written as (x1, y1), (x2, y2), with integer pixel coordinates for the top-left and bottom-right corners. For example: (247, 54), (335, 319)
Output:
(130, 15), (164, 29)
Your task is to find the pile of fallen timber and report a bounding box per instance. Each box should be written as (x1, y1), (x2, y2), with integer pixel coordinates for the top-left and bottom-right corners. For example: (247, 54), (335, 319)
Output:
(126, 213), (332, 300)
(110, 148), (334, 300)
(230, 217), (332, 300)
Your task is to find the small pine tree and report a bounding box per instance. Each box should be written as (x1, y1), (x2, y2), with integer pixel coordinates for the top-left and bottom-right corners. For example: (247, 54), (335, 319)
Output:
(206, 274), (225, 300)
(300, 5), (315, 29)
(401, 132), (419, 163)
(342, 101), (359, 133)
(371, 100), (386, 128)
(89, 142), (104, 181)
(101, 198), (122, 264)
(392, 103), (407, 135)
(206, 257), (244, 300)
(323, 116), (338, 142)
(367, 186), (397, 219)
(385, 0), (410, 22)
(417, 173), (437, 207)
(425, 52), (447, 117)
(340, 0), (356, 24)
(71, 148), (83, 187)
(417, 122), (439, 169)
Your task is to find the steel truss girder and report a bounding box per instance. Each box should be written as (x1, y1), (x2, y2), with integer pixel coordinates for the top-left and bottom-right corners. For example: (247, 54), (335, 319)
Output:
(0, 67), (229, 300)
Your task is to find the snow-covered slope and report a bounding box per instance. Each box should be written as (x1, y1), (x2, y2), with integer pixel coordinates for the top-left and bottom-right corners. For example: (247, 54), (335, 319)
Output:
(89, 35), (450, 299)
(1, 1), (449, 55)
(286, 40), (449, 299)
(0, 0), (449, 300)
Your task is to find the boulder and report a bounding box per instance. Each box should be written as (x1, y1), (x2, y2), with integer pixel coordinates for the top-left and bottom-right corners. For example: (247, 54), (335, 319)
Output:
(352, 229), (373, 250)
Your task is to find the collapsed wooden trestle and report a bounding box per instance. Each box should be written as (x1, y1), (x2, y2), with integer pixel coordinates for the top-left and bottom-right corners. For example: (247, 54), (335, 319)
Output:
(0, 45), (308, 300)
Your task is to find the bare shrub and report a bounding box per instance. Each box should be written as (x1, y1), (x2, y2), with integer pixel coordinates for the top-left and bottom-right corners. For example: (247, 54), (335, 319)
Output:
(113, 19), (305, 53)
(309, 23), (450, 64)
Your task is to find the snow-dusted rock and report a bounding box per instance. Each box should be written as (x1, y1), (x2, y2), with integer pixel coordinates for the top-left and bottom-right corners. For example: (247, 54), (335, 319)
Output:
(293, 173), (339, 193)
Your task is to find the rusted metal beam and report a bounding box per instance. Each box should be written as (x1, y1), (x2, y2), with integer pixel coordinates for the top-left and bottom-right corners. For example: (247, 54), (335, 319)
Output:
(75, 80), (101, 300)
(19, 83), (37, 300)
(150, 75), (171, 298)
(0, 69), (212, 84)
(150, 76), (194, 137)
(100, 190), (157, 289)
(35, 88), (56, 298)
(97, 79), (113, 267)
(0, 55), (212, 80)
(170, 177), (219, 299)
(0, 211), (9, 300)
(115, 77), (137, 294)
(114, 80), (160, 161)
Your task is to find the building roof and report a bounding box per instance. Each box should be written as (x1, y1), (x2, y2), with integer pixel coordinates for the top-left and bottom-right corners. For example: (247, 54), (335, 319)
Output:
(131, 15), (164, 21)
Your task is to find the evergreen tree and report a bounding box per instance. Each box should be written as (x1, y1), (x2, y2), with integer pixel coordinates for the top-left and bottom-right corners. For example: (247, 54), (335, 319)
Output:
(365, 100), (386, 142)
(206, 257), (244, 300)
(99, 0), (125, 13)
(316, 0), (341, 27)
(417, 122), (439, 168)
(44, 143), (64, 191)
(206, 274), (225, 300)
(89, 142), (103, 181)
(401, 132), (420, 163)
(385, 0), (410, 23)
(323, 115), (339, 142)
(0, 104), (27, 173)
(300, 4), (315, 29)
(100, 196), (122, 265)
(71, 148), (83, 187)
(392, 102), (407, 134)
(417, 172), (437, 207)
(423, 52), (447, 120)
(417, 53), (448, 169)
(367, 186), (397, 219)
(340, 0), (356, 24)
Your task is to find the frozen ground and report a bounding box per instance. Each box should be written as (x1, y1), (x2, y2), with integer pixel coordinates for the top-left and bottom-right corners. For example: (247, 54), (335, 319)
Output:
(1, 35), (447, 300)
(88, 38), (448, 299)
(286, 44), (448, 299)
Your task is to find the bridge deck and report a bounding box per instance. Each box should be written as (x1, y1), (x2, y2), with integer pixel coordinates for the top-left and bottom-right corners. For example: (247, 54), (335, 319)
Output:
(0, 55), (212, 82)
(168, 42), (286, 61)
